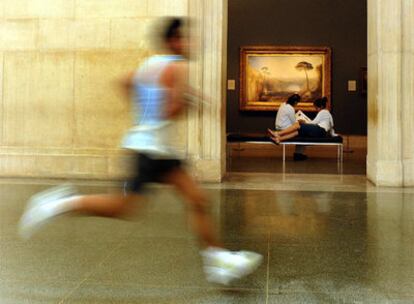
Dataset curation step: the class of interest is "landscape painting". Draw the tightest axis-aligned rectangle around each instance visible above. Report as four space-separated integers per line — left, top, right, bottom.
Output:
240 46 331 111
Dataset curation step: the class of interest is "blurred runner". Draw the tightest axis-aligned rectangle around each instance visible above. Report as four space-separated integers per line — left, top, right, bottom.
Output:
19 17 262 285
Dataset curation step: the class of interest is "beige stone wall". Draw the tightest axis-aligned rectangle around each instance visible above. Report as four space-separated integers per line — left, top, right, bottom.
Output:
0 0 189 179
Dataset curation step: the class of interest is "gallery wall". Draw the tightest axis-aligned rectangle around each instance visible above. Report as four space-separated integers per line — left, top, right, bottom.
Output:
0 0 188 179
227 0 367 135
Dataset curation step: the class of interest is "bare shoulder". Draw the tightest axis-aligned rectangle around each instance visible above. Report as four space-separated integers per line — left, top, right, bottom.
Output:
121 71 135 83
161 60 188 87
167 60 188 75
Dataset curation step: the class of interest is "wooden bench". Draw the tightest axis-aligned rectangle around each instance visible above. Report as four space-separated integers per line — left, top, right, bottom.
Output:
227 133 344 174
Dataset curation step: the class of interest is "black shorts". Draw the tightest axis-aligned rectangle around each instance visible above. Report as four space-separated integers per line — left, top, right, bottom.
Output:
298 124 327 138
125 153 182 193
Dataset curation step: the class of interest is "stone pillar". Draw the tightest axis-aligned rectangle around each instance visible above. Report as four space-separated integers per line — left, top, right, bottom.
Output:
401 0 414 186
367 0 414 186
188 0 228 182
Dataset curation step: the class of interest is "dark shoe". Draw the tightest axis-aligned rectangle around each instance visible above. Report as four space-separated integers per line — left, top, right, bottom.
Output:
293 153 308 161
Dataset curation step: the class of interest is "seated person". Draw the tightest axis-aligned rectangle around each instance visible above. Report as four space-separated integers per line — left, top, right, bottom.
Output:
275 94 300 130
274 94 307 160
268 97 334 144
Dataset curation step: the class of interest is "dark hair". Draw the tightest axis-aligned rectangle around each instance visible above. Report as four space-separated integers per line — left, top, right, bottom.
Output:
313 97 328 109
286 94 301 106
164 18 182 42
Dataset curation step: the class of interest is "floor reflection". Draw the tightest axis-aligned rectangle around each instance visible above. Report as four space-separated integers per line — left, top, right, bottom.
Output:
0 181 413 303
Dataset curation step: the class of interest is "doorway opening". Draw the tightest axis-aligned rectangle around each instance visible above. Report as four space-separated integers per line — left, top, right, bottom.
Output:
224 0 367 177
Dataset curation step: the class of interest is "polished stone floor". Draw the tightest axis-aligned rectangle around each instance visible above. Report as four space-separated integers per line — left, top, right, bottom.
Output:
228 149 366 175
1 176 414 303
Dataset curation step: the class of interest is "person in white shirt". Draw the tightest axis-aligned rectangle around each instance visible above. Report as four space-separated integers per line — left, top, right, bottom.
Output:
268 97 334 144
274 94 308 160
275 94 300 130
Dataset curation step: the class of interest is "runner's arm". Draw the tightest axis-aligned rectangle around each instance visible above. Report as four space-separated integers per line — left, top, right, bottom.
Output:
160 62 188 119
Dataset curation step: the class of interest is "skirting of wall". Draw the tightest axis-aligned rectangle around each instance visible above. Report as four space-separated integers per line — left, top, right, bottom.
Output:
0 149 130 180
0 149 223 182
403 159 414 187
190 159 222 182
367 158 404 187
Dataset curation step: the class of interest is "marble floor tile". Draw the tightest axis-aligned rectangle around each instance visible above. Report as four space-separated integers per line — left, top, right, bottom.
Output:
1 178 414 303
65 284 266 304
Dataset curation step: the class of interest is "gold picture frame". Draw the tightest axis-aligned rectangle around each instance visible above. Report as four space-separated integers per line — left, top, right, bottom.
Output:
240 46 332 112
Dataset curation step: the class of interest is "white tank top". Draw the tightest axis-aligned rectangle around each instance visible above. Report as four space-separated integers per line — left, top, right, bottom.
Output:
122 55 186 159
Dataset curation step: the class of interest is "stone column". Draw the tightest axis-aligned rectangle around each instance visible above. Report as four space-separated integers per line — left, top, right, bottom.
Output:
187 0 228 182
401 0 414 186
367 0 414 186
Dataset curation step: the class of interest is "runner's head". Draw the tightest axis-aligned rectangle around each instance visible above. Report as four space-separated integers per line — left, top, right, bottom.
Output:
162 17 188 56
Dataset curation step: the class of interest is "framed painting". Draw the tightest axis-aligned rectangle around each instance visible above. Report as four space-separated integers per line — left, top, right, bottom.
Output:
239 46 332 112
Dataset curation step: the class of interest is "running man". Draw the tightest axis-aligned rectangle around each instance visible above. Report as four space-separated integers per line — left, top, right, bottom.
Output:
19 17 262 286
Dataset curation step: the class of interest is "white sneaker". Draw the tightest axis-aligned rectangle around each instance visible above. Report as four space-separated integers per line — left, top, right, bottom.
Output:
201 247 263 285
25 184 77 211
18 184 78 240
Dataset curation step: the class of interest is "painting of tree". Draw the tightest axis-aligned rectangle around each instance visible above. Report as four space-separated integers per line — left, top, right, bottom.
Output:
295 61 314 94
240 46 331 112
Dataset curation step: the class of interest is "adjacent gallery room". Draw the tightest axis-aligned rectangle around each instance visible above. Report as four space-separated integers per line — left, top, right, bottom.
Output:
225 0 367 176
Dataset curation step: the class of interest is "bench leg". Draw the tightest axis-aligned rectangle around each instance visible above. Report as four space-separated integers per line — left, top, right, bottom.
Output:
337 144 344 175
337 145 340 173
226 143 230 171
283 144 286 175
